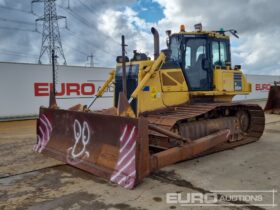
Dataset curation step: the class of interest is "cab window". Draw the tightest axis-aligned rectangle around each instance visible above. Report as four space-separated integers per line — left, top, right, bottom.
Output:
196 46 206 61
212 41 219 65
220 42 228 66
170 37 180 61
211 41 229 67
185 47 191 68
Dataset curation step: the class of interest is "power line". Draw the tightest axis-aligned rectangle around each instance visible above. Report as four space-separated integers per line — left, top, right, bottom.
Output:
67 45 88 56
56 4 119 59
0 9 114 63
58 5 93 30
0 3 118 65
0 17 43 32
77 0 93 13
0 52 37 58
58 4 120 47
0 25 39 33
0 17 34 25
72 1 120 46
66 28 115 57
0 5 38 17
0 49 38 58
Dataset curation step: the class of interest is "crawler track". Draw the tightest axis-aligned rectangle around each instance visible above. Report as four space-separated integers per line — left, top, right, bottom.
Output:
144 102 265 152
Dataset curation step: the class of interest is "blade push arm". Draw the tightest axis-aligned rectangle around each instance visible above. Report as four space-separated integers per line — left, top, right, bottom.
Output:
128 52 166 103
88 70 115 109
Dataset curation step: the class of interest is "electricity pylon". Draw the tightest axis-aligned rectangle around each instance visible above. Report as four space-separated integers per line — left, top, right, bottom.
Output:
32 0 67 64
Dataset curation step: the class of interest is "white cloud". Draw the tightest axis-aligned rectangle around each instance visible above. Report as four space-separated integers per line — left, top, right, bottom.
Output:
234 30 280 74
97 6 155 59
0 0 279 75
154 0 280 75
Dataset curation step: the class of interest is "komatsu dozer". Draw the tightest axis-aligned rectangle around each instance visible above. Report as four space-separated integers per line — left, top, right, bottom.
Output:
34 24 265 189
264 82 280 114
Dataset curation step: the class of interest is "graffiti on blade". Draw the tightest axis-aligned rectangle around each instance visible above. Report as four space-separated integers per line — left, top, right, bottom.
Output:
66 119 91 165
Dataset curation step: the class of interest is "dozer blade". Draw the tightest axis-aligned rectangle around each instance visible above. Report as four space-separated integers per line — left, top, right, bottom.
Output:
34 107 231 189
264 85 280 114
33 107 150 189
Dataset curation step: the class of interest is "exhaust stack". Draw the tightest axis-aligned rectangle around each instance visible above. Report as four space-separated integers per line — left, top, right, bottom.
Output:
151 27 159 59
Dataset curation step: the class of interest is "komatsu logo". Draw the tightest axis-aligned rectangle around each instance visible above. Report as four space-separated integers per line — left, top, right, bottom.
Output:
34 82 95 96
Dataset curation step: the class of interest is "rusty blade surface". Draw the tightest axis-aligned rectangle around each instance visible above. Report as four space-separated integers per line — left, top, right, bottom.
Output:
117 92 136 117
265 86 280 114
33 107 149 189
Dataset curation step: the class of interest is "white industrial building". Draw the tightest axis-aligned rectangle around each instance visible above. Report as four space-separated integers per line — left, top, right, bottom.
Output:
0 62 279 120
0 62 113 120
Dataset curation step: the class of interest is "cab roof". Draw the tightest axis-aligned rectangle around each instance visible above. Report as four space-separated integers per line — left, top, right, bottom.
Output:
172 31 230 40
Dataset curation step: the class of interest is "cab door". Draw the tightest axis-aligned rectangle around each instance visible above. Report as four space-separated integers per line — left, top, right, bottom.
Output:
182 38 212 91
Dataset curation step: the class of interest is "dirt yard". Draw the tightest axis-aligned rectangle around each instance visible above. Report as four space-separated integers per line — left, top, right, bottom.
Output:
0 101 279 210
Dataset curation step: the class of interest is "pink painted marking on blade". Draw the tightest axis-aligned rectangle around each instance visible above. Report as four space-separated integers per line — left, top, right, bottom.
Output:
120 126 136 153
33 135 41 151
117 142 136 166
119 125 128 142
123 171 137 189
39 117 50 140
110 125 138 189
111 156 136 183
34 114 53 153
42 114 52 130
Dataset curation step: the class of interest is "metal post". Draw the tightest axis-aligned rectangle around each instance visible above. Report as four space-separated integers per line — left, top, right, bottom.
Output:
51 49 56 95
121 35 127 97
87 54 94 67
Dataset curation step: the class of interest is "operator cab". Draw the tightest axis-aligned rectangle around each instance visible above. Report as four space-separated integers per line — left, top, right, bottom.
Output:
167 24 231 91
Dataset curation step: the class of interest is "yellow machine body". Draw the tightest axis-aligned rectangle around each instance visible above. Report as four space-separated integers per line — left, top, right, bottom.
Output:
112 52 251 115
97 28 251 116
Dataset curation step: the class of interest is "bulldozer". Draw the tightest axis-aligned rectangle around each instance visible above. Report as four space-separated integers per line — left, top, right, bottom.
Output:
264 81 280 114
34 24 265 189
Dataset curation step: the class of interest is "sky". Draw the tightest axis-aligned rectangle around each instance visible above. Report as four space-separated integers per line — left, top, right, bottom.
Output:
0 0 279 75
